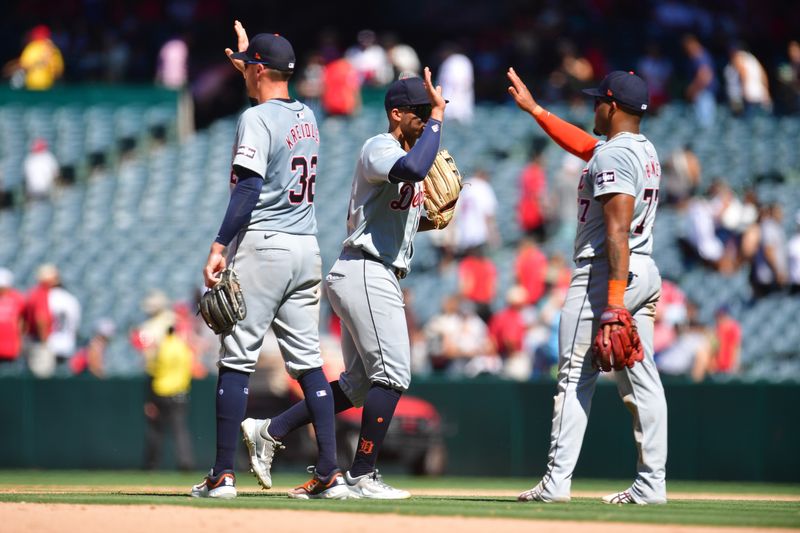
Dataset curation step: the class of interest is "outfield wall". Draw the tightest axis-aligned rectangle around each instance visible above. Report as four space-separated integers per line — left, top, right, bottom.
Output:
0 376 797 482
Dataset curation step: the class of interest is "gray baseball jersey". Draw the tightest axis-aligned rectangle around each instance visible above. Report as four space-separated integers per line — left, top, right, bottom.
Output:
574 133 661 261
219 99 323 376
232 100 319 235
529 131 668 505
342 132 425 272
326 131 437 403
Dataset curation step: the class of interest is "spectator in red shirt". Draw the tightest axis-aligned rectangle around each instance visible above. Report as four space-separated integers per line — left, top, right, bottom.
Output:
23 266 53 342
515 238 548 305
488 284 527 351
545 252 572 292
490 286 532 381
653 278 688 355
71 318 115 377
517 140 549 240
458 247 497 323
24 264 58 377
0 268 26 371
712 306 741 374
322 56 361 117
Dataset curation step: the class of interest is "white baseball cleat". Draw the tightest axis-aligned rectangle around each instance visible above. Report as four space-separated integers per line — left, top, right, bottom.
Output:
517 481 570 503
602 489 666 505
345 470 411 499
288 467 351 500
602 490 641 504
191 469 237 499
241 418 284 489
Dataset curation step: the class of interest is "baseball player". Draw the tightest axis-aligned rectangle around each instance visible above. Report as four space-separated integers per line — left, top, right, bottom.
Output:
241 69 448 499
191 27 347 500
507 69 668 505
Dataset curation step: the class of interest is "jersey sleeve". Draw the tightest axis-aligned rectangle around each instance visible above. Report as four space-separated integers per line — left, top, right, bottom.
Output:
232 108 270 178
360 136 407 184
590 146 637 199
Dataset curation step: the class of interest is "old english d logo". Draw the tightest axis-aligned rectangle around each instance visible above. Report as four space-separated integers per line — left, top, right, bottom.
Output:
358 437 375 455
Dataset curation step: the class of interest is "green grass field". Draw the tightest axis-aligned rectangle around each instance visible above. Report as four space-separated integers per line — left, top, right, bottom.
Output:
1 471 799 529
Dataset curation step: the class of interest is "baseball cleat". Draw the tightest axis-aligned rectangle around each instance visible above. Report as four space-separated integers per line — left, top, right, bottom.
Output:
241 418 284 490
287 467 350 500
517 481 570 503
344 470 411 499
602 490 641 504
191 469 237 499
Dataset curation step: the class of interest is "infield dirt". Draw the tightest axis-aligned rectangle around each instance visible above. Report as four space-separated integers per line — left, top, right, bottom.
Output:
4 503 799 533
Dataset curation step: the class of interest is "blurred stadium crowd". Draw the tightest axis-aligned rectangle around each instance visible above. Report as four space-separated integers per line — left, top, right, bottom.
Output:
1 0 799 386
2 1 799 119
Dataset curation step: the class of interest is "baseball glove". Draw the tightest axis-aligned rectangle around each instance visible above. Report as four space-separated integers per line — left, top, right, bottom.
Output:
423 149 463 229
199 268 247 335
591 306 644 372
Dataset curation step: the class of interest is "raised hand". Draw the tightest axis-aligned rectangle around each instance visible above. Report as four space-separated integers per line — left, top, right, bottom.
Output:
507 67 541 116
423 66 446 121
224 20 250 76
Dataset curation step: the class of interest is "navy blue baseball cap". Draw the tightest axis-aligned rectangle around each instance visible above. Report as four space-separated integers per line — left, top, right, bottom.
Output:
384 77 429 110
230 33 296 72
583 70 649 113
384 77 449 111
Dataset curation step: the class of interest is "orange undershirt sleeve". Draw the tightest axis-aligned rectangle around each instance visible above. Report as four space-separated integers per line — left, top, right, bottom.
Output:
534 109 599 162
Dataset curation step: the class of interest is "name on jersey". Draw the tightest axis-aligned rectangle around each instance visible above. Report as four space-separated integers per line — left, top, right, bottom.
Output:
645 159 661 180
285 122 320 149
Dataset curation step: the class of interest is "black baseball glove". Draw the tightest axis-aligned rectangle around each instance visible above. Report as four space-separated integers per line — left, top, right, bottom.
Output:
199 268 246 335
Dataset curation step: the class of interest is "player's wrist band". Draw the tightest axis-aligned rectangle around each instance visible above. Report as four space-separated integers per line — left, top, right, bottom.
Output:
607 279 626 307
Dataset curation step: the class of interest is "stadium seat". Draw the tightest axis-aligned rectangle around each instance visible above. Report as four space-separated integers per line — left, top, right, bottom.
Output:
1 100 798 376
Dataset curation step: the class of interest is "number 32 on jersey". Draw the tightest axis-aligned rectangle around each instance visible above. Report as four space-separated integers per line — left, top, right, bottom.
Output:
288 155 317 204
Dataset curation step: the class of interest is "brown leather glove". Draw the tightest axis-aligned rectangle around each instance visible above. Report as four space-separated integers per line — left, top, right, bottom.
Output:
423 149 463 229
592 306 644 372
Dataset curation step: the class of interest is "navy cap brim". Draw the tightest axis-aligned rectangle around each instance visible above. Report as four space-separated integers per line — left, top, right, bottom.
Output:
407 99 450 105
582 88 604 97
387 100 450 109
406 98 431 106
230 51 251 61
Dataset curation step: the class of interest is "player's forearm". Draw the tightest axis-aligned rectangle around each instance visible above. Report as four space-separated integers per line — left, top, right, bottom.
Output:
605 232 630 307
214 174 262 246
602 193 635 307
388 119 442 183
532 108 598 162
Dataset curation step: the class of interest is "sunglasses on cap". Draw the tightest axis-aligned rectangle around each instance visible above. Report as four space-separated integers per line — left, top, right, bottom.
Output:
399 104 432 121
